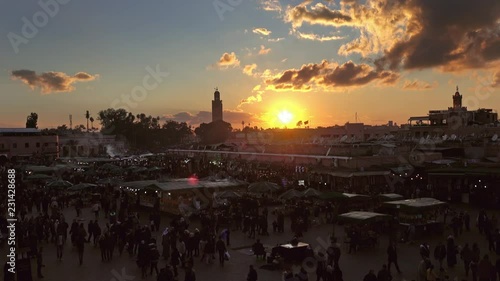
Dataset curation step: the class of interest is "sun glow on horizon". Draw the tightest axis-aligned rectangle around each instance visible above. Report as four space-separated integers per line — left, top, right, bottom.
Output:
277 110 293 125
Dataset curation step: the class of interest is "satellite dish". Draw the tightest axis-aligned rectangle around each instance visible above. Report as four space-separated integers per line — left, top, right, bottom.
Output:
442 134 448 141
493 134 498 141
450 134 457 140
340 135 348 142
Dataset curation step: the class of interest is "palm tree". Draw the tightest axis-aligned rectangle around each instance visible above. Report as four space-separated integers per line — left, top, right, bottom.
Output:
89 117 94 131
85 110 90 132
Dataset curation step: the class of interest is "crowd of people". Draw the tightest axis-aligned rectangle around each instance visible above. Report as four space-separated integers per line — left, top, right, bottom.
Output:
0 155 499 281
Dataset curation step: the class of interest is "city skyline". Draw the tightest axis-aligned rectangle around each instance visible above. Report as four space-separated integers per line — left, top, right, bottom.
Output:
0 0 498 129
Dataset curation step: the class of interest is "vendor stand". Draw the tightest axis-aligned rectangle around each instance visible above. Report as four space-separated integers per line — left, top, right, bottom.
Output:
270 242 312 264
374 193 404 212
381 198 447 240
319 192 372 214
338 211 392 249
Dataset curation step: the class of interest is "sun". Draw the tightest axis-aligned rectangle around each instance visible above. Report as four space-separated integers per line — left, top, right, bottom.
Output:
277 110 293 125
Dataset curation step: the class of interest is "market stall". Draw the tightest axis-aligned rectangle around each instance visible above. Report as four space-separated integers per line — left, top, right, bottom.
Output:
338 211 392 249
381 197 447 240
374 193 404 212
136 178 248 215
319 192 372 213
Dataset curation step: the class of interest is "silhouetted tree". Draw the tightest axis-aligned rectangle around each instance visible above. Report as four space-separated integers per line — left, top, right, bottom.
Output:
97 108 135 135
26 112 38 128
195 120 232 144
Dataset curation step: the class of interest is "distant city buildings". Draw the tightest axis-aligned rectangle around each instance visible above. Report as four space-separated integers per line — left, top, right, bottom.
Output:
0 128 58 161
408 86 498 127
211 87 223 122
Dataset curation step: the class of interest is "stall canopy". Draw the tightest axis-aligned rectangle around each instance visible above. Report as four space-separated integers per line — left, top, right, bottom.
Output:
302 188 322 198
24 165 59 174
25 174 53 181
338 211 392 224
248 181 281 193
279 189 303 200
377 193 404 201
139 178 247 192
46 179 73 189
68 183 98 191
382 197 446 212
215 190 242 199
319 192 370 201
97 177 123 185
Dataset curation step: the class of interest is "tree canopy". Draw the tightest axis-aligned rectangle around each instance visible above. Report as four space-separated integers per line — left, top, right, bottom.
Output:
194 120 233 144
96 108 193 149
26 112 38 128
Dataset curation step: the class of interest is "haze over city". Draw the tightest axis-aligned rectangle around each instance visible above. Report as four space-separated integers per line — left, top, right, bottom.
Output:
0 0 499 129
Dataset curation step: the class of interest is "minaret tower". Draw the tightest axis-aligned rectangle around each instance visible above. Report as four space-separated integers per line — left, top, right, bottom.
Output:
211 87 223 122
453 85 462 110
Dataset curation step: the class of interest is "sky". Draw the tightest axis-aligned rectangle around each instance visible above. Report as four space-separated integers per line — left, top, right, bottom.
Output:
0 0 499 129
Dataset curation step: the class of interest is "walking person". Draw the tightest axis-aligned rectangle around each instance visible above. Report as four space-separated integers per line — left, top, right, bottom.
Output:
387 241 402 274
150 246 160 276
177 238 186 268
461 243 473 277
87 220 94 243
170 248 180 277
92 202 100 219
471 243 481 281
247 265 258 281
478 255 494 281
76 224 86 265
446 236 458 268
427 264 438 281
216 236 227 266
464 211 471 231
184 264 196 281
36 247 45 279
56 233 64 261
434 241 446 270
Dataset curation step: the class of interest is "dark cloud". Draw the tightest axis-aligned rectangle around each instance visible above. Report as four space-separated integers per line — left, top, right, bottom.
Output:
279 0 500 72
264 60 399 91
11 69 98 94
163 110 258 127
372 0 500 71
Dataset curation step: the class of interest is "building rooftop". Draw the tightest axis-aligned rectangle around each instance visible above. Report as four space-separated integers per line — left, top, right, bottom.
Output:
0 128 40 133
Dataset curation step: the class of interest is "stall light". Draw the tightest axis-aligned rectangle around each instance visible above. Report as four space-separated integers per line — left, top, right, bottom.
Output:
479 180 481 183
475 185 477 187
168 193 171 196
